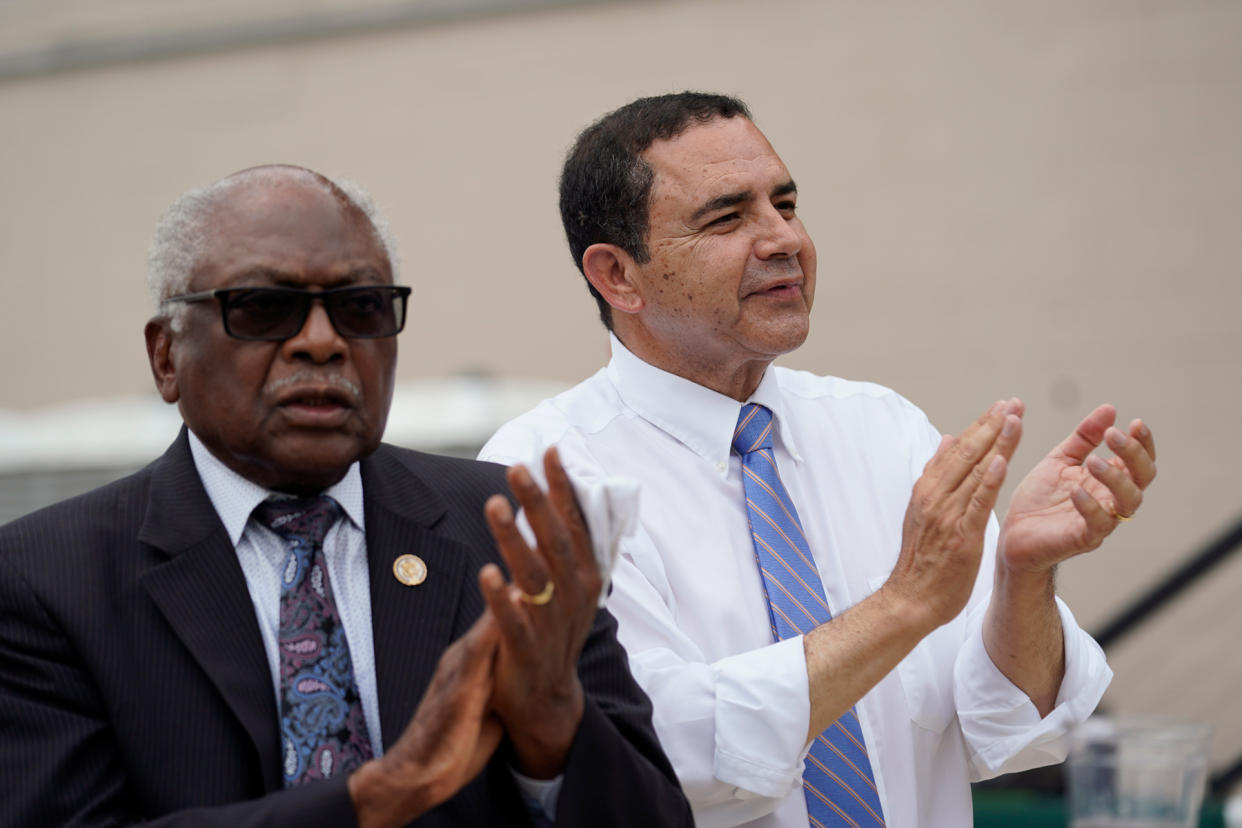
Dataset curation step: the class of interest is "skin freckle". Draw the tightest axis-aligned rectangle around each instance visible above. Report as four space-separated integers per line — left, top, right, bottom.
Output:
623 116 815 401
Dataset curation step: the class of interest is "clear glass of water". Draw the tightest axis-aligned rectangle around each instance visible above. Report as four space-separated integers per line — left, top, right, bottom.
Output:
1066 715 1211 828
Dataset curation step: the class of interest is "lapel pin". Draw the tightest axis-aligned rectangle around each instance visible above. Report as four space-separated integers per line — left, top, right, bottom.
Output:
392 554 427 587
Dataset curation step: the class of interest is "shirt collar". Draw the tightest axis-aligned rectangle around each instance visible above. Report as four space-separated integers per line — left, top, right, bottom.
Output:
605 333 802 470
187 429 366 546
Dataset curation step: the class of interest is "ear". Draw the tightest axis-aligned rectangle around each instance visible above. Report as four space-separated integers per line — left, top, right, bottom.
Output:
582 243 644 316
144 318 181 403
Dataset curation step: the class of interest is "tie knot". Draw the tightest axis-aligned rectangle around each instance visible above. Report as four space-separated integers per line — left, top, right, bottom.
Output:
253 495 341 547
733 403 774 455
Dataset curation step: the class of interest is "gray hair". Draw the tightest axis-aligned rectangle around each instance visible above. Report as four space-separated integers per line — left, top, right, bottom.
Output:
146 167 401 331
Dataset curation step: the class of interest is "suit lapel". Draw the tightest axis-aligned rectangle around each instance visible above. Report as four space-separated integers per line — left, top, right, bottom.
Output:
362 447 472 751
131 437 481 776
136 431 282 790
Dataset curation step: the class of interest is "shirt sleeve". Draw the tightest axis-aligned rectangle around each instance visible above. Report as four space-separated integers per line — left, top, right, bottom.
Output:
953 595 1112 781
607 529 813 825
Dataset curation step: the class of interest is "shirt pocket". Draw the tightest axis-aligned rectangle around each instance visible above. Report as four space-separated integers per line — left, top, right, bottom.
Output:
869 575 957 734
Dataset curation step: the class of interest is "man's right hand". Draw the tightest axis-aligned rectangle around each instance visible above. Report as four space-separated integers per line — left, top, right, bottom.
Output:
347 611 504 828
882 397 1022 632
802 398 1020 740
477 447 603 781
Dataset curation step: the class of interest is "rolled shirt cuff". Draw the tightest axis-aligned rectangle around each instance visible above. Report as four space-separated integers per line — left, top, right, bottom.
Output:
955 596 1112 779
711 635 811 799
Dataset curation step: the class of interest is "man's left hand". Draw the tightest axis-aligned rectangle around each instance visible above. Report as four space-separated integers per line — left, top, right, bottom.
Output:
1000 403 1157 572
478 446 602 779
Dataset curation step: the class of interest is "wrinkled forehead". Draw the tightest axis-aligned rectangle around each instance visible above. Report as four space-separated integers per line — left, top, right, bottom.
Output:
195 172 391 285
206 170 368 239
642 117 792 208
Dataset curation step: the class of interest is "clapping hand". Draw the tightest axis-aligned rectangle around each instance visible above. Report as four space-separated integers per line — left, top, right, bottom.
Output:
478 446 602 779
999 403 1157 574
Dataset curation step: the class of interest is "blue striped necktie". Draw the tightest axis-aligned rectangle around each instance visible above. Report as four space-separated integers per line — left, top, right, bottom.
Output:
733 404 886 827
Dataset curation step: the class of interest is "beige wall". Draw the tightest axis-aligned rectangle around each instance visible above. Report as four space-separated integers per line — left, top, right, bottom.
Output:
3 0 1241 765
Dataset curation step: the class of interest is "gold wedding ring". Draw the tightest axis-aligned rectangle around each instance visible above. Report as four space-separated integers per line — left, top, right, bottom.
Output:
1114 512 1133 522
519 581 555 606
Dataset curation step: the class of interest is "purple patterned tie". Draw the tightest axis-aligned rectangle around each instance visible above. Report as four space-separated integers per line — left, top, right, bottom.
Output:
252 495 373 786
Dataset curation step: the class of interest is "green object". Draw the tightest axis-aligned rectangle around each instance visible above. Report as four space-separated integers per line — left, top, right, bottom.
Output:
972 790 1066 827
970 791 1226 827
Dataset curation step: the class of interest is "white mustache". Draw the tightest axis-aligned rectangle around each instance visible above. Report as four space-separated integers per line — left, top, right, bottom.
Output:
264 370 361 402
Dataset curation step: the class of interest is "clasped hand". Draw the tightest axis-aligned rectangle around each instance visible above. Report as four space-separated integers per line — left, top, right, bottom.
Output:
478 446 602 778
350 447 600 827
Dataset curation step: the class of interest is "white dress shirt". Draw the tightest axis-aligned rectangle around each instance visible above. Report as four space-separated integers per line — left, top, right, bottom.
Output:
187 431 561 813
480 334 1112 828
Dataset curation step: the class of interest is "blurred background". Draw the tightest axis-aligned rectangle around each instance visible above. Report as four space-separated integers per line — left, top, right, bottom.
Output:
2 0 1240 821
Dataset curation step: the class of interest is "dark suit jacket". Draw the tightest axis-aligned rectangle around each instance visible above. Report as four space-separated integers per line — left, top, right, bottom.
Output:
0 431 692 827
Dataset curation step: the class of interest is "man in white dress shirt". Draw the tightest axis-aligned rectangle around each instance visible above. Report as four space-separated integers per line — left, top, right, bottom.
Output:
480 92 1157 826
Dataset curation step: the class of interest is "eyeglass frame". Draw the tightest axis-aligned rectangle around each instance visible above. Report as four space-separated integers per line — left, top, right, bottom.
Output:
162 284 412 341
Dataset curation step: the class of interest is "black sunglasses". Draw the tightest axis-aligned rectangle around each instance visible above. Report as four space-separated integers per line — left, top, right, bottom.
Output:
164 285 412 341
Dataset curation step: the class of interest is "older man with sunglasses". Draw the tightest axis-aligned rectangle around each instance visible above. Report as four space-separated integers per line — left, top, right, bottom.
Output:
0 165 692 828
